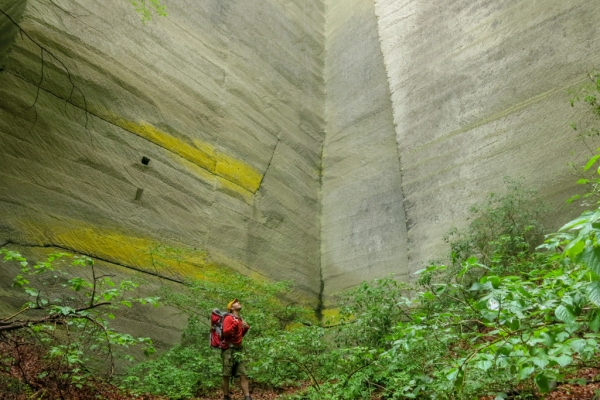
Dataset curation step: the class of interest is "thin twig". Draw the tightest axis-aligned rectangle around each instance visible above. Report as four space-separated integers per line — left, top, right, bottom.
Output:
0 6 89 128
81 315 115 379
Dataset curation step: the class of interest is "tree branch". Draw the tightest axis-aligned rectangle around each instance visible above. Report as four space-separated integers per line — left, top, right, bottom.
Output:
0 6 89 129
0 301 111 332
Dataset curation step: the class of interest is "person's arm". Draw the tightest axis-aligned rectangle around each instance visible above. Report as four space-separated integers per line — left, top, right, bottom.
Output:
241 319 250 336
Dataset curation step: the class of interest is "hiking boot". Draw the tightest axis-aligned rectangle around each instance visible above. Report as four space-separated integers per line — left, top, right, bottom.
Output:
244 397 253 400
223 396 232 400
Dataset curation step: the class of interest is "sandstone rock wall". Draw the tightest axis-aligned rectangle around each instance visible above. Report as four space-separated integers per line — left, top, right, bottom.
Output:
0 0 325 304
321 0 407 298
374 0 600 274
2 0 600 315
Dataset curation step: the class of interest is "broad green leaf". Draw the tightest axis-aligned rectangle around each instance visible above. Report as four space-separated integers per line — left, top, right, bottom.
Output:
519 366 535 380
587 282 600 306
454 368 465 389
555 305 576 324
553 355 572 367
470 282 484 291
517 287 532 298
580 246 600 275
446 368 460 381
556 331 570 342
560 213 593 231
532 356 549 369
565 239 585 259
490 276 500 289
591 209 600 224
570 338 586 352
590 311 600 333
535 373 551 393
496 345 511 357
541 332 555 347
58 306 75 315
422 291 435 301
475 360 493 371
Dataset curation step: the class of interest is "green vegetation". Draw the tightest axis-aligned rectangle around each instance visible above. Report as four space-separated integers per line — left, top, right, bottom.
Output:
121 266 314 398
444 177 546 275
0 251 158 398
567 71 600 206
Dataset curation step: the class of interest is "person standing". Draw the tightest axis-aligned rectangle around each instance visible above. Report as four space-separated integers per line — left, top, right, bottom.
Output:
221 298 251 400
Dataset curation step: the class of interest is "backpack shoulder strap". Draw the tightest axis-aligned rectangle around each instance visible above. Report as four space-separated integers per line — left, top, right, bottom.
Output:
221 312 234 322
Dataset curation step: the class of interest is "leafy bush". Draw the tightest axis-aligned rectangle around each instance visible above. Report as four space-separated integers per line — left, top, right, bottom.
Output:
388 257 600 398
286 175 600 399
0 249 159 397
567 71 600 206
335 277 409 350
122 259 317 397
123 328 221 399
250 325 332 390
444 177 547 276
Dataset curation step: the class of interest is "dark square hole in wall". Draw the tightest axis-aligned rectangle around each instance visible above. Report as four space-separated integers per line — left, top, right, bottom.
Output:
141 156 150 165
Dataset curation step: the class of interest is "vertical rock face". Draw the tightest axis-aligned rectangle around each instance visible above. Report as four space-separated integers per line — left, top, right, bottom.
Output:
374 0 600 274
1 0 600 310
321 0 407 299
0 0 325 304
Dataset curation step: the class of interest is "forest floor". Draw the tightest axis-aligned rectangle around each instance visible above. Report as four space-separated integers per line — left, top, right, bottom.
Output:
2 379 600 400
2 345 600 400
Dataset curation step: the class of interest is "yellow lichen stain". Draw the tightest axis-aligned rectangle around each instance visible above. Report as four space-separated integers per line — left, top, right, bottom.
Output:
216 177 254 204
15 218 209 279
170 154 218 186
167 155 254 205
123 120 216 172
215 152 262 194
104 113 262 194
11 217 319 312
321 308 342 326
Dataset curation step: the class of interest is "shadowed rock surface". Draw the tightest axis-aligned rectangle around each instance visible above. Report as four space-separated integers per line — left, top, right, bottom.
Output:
0 0 325 310
321 0 408 296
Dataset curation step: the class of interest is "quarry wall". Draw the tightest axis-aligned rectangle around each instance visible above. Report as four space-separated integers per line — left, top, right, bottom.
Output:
373 0 600 275
1 0 600 317
321 0 407 297
0 0 325 307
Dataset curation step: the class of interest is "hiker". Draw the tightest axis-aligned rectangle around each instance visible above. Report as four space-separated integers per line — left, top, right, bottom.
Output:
221 298 251 400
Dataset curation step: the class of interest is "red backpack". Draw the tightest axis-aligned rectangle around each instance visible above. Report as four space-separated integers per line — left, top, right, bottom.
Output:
210 309 231 349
